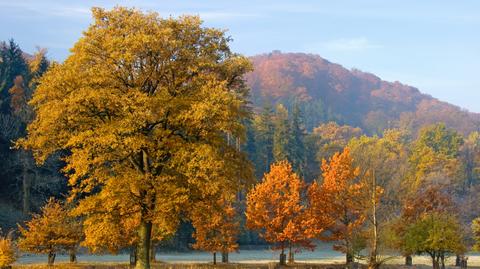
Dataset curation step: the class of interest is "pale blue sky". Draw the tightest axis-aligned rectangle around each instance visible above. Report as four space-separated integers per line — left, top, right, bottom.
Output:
1 1 479 112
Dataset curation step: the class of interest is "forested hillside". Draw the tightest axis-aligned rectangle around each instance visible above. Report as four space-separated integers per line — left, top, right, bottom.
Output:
246 51 480 135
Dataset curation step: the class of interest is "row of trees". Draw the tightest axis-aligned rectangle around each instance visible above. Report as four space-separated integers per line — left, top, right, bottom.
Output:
245 112 480 268
2 146 469 268
246 153 467 269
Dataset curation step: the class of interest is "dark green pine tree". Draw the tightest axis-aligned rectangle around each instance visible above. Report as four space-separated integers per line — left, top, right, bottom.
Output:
253 102 275 176
289 102 306 178
242 118 257 167
0 39 30 113
273 103 290 163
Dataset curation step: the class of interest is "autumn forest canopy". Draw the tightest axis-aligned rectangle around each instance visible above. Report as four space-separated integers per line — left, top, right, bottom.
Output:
1 6 480 269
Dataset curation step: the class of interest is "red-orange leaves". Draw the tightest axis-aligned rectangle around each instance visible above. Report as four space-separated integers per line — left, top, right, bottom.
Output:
246 161 313 257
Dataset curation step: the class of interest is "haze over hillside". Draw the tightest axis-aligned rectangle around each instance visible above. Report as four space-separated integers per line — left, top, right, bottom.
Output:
245 51 480 135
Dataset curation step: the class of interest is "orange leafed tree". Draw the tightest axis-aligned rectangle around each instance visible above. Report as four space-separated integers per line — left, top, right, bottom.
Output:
190 195 239 264
318 147 366 264
246 161 313 265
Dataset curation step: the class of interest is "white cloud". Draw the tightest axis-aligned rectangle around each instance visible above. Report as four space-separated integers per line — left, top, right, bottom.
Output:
321 37 382 51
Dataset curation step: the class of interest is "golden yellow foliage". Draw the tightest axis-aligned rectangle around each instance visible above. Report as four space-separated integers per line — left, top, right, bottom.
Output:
0 231 16 267
18 6 252 269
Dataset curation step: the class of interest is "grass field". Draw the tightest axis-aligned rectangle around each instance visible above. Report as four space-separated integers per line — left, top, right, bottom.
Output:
11 255 480 269
11 244 480 269
10 264 480 269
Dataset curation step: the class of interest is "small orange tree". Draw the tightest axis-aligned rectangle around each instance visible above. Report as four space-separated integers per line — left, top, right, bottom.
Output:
317 147 366 264
246 161 313 265
18 198 83 266
190 195 239 264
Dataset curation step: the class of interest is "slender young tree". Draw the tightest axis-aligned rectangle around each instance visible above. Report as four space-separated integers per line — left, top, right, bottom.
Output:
17 7 252 269
348 130 408 269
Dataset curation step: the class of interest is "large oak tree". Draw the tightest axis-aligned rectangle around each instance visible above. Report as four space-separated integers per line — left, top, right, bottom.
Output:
18 7 252 269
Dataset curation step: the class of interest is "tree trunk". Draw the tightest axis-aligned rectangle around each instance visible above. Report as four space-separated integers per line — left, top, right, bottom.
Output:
130 247 137 266
213 252 217 265
369 171 379 269
456 255 461 267
221 252 228 263
135 151 154 269
279 243 286 265
432 255 440 269
441 254 445 269
288 244 294 264
135 219 152 269
22 171 31 215
346 252 354 265
405 255 412 266
150 243 156 263
69 249 77 263
47 251 56 266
